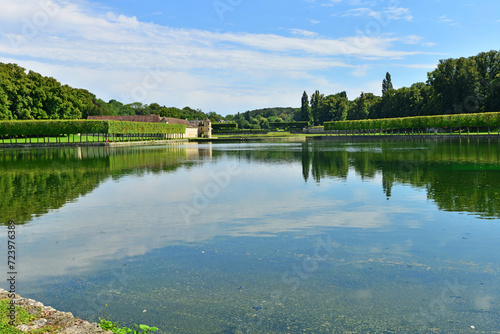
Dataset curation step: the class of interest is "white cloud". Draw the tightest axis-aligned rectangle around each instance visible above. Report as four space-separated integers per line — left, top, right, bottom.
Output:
325 0 344 5
0 0 431 114
401 35 422 44
309 0 344 7
438 15 453 23
438 15 461 27
0 2 426 65
344 7 378 17
364 80 384 95
351 64 370 77
344 7 413 21
289 28 319 37
308 0 369 7
399 64 438 70
384 7 413 21
310 19 321 24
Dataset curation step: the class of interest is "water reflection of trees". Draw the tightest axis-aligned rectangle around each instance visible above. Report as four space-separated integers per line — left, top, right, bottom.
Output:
2 140 500 225
303 139 500 218
0 146 199 225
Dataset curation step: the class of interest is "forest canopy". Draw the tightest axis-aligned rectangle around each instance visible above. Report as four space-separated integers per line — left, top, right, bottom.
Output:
0 63 220 121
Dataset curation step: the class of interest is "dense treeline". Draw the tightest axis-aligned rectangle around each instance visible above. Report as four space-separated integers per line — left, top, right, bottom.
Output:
224 107 299 129
0 63 109 120
300 50 500 125
123 102 221 121
0 63 223 121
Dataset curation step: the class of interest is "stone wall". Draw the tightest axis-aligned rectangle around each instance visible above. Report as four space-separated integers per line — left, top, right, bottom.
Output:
303 127 326 134
185 127 199 138
0 288 112 334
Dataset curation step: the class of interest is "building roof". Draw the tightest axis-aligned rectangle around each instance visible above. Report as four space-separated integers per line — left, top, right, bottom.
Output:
162 117 193 126
88 115 198 127
88 115 163 123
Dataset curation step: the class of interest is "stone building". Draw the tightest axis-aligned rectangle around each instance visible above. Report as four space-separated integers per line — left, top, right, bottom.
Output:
88 115 211 138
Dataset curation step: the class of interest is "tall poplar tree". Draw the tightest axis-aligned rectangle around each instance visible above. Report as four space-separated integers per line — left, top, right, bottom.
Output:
301 91 313 125
310 90 324 125
382 72 393 95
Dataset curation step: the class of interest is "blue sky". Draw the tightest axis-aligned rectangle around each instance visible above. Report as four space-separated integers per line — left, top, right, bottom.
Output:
0 0 499 115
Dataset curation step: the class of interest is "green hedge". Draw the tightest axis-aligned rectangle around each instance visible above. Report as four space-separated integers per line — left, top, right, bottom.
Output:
0 120 106 136
215 129 270 134
324 112 500 132
0 120 186 136
212 123 238 131
270 122 308 129
107 121 185 135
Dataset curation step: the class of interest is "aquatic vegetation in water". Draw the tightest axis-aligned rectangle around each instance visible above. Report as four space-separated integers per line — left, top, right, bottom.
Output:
99 318 158 334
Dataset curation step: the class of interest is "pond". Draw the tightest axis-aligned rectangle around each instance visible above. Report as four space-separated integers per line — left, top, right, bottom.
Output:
1 139 500 333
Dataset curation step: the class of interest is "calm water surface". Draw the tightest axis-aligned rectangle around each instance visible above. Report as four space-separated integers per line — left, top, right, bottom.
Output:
1 139 500 333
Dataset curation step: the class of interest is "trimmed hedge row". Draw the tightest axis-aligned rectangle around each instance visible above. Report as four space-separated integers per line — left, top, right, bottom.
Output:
324 112 500 132
0 120 106 136
107 121 185 135
270 122 308 129
212 123 238 131
0 120 186 136
215 129 271 134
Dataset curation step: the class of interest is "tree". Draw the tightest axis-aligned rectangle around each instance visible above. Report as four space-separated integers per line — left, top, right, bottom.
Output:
382 72 393 95
107 99 135 115
261 118 270 129
0 86 11 119
347 92 380 120
148 103 162 114
237 118 249 129
207 111 223 122
337 91 348 99
310 90 324 125
301 91 313 125
475 50 500 113
301 90 308 121
318 95 337 124
158 107 182 118
428 57 480 114
334 95 349 121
